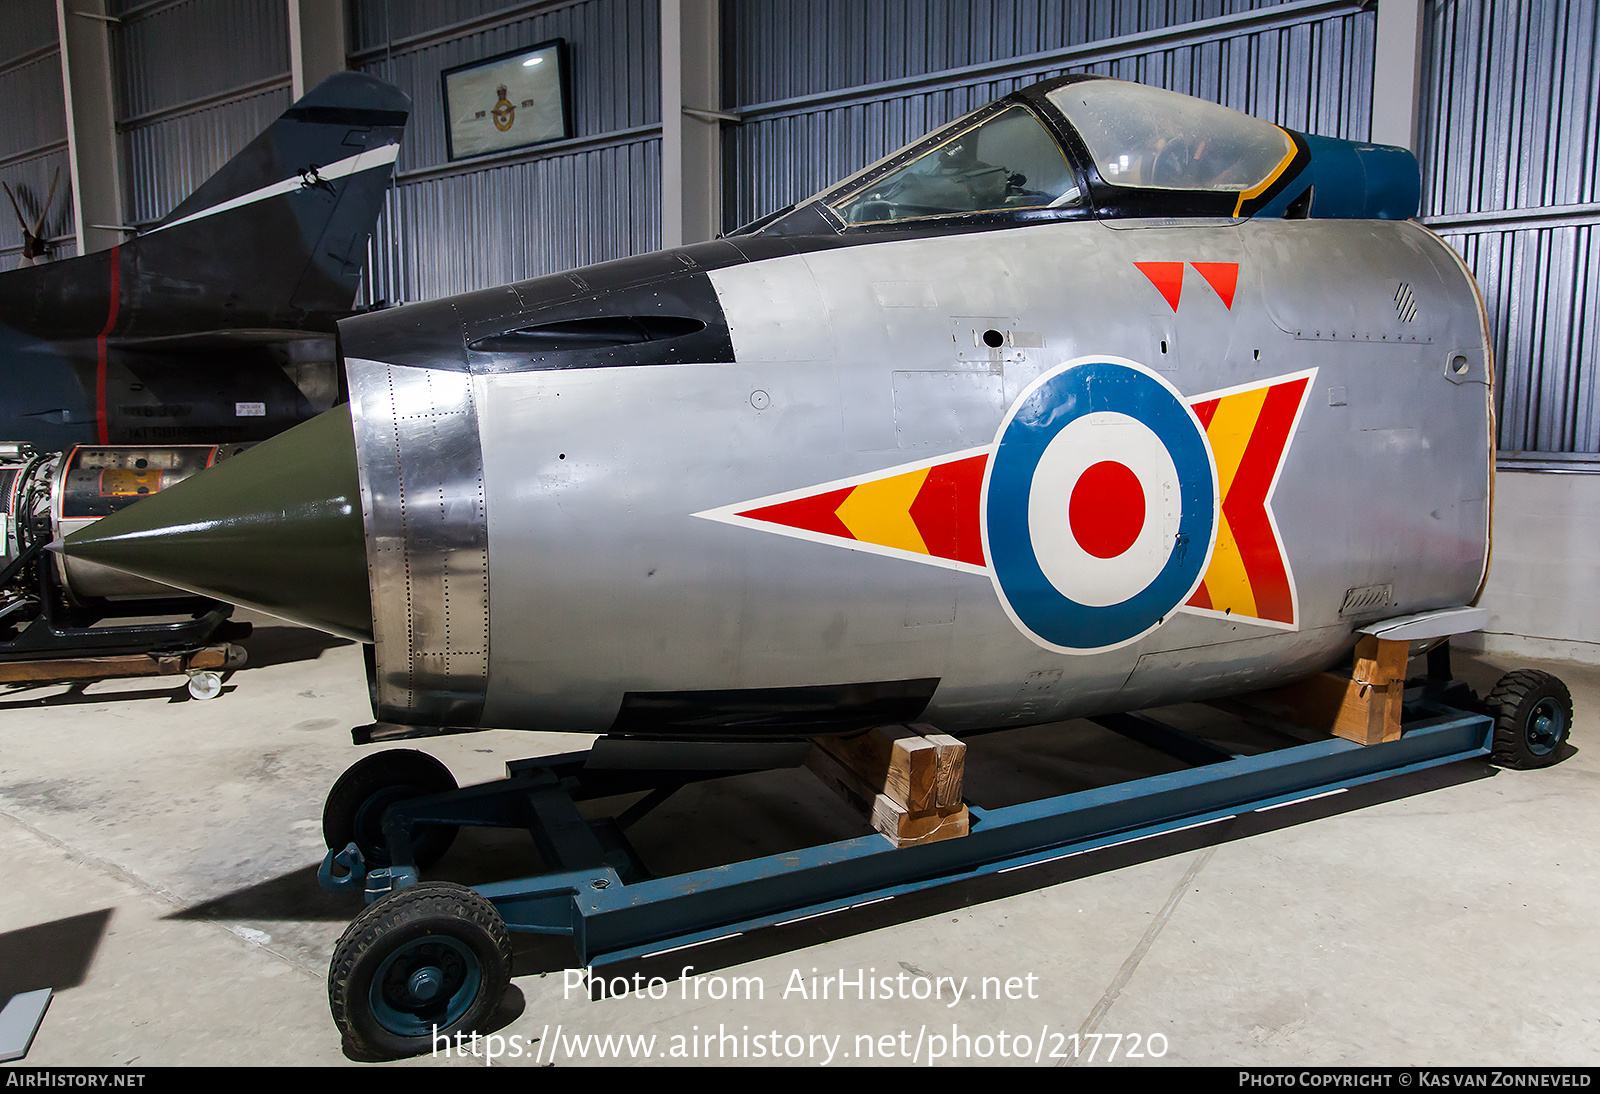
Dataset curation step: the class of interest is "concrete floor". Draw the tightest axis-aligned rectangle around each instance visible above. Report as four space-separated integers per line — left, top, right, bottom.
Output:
0 619 1595 1067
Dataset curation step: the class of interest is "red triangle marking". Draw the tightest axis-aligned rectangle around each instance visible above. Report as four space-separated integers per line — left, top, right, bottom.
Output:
738 486 857 542
1191 262 1239 310
1135 261 1185 311
908 454 989 567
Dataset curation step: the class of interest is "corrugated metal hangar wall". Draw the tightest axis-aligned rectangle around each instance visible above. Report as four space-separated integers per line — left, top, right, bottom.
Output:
1422 1 1598 461
0 1 78 260
0 0 1594 464
721 1 1375 233
350 0 662 303
112 0 293 228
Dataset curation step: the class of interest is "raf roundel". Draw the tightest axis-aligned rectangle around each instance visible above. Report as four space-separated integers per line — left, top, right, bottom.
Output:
983 358 1218 653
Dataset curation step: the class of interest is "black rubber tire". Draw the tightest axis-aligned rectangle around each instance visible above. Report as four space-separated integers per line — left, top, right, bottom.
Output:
328 882 512 1059
1486 669 1572 769
323 750 460 869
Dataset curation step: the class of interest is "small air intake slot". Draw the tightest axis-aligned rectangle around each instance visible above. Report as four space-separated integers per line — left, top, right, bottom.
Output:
1394 283 1419 323
469 315 707 353
1339 583 1394 620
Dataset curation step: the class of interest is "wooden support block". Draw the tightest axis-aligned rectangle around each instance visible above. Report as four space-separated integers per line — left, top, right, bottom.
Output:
1353 635 1410 688
920 731 967 809
807 723 969 846
1232 671 1403 747
815 724 939 811
188 646 229 670
0 644 230 685
869 797 969 848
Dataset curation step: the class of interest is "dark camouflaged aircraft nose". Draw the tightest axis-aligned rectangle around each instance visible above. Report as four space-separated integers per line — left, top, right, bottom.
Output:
61 404 373 642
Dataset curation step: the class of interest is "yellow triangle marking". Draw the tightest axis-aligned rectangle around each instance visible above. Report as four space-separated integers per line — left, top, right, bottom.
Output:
1204 384 1269 500
835 466 932 555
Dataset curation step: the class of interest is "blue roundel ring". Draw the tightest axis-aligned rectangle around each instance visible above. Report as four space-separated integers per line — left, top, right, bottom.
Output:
984 359 1217 652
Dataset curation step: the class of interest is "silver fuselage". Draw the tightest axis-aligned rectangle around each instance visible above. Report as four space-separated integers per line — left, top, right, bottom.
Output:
342 216 1492 736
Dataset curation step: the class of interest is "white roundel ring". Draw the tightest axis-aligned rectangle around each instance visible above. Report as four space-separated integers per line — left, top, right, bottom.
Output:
1028 411 1183 608
983 358 1218 653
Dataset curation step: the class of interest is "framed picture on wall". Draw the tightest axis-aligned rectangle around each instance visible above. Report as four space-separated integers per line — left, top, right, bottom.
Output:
442 39 571 161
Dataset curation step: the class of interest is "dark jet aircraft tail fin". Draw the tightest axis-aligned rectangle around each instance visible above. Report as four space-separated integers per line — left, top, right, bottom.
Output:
125 72 410 330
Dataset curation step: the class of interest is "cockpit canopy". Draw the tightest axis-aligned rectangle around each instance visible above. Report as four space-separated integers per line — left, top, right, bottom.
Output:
746 76 1419 235
1046 81 1294 194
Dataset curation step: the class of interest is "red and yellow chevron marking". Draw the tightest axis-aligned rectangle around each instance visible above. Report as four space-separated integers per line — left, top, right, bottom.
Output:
701 368 1311 628
1184 371 1313 625
734 454 989 569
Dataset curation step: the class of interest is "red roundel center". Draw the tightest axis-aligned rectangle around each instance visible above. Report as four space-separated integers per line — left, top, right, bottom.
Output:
1068 460 1146 559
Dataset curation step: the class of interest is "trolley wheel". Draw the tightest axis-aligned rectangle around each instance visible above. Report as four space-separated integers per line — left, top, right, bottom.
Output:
186 670 223 700
323 749 459 869
328 881 512 1059
1486 669 1572 769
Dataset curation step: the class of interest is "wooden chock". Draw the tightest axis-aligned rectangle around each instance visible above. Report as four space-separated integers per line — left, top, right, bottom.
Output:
919 730 966 809
808 723 968 847
815 724 939 811
1353 635 1410 689
1224 636 1411 747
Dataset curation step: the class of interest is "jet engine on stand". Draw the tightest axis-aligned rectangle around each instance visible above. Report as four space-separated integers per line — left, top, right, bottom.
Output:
0 442 250 697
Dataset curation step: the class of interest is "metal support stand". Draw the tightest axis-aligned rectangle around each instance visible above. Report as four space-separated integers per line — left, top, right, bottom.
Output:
320 694 1494 968
0 533 248 679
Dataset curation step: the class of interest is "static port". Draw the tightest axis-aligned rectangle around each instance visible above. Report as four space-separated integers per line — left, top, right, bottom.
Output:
982 329 1005 348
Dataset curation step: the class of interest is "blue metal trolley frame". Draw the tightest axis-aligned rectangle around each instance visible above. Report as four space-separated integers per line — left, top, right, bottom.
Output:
322 695 1492 968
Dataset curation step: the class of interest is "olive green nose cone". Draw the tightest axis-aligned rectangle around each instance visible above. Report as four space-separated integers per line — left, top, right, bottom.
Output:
62 404 372 641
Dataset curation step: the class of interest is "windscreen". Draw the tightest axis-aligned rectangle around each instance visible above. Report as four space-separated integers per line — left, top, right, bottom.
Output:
825 104 1081 225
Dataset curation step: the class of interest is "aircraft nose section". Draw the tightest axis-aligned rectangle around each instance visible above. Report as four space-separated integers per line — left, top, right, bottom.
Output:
61 405 373 642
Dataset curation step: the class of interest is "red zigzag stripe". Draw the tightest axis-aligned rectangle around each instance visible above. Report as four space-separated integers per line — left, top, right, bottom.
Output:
1220 378 1307 624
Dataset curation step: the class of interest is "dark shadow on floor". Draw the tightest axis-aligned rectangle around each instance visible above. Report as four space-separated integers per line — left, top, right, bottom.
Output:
166 826 555 925
234 626 351 671
0 908 112 997
0 679 194 710
166 865 354 923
